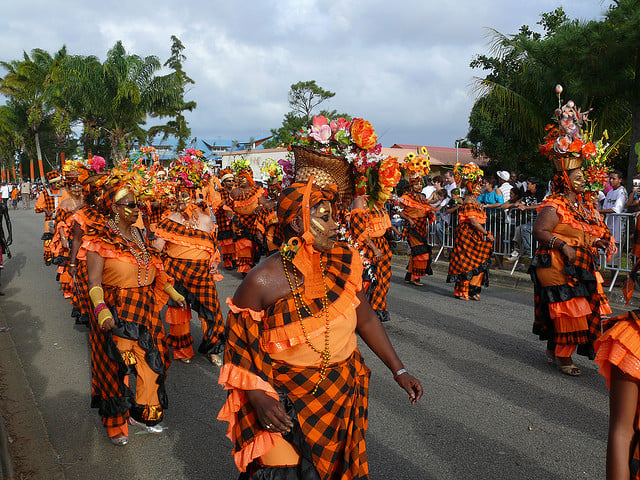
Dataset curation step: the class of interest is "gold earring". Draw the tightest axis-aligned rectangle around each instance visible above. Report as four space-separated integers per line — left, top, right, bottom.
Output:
114 212 120 223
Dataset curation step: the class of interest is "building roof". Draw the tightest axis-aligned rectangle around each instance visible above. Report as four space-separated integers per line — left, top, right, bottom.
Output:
388 144 487 166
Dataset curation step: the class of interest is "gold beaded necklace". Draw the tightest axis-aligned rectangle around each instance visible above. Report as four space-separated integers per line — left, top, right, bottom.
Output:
281 252 331 394
108 219 151 286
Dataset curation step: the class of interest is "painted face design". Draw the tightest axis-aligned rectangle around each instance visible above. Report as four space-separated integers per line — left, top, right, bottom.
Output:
309 201 338 252
569 169 586 192
222 178 234 189
71 184 83 196
177 192 191 211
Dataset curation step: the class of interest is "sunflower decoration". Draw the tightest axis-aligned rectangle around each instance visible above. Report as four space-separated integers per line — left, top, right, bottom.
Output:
401 147 431 178
168 148 212 190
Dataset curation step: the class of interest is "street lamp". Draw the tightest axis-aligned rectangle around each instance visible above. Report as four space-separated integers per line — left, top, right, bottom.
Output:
455 137 465 163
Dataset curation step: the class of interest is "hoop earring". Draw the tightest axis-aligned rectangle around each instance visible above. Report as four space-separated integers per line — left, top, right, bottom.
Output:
114 212 120 223
280 237 301 260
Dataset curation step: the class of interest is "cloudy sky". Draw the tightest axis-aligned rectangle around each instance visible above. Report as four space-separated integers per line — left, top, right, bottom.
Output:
0 0 609 149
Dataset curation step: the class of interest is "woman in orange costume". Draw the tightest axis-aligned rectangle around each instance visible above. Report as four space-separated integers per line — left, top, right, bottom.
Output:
230 165 264 275
215 168 237 270
81 178 186 446
594 310 640 479
256 162 284 257
50 166 84 308
399 174 436 286
218 180 422 479
532 94 614 376
154 186 226 366
446 173 494 301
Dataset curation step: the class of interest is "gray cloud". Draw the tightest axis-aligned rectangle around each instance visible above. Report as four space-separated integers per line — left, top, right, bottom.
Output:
1 0 608 148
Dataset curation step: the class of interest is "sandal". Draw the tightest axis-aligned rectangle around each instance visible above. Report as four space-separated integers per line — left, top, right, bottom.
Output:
545 350 555 365
110 435 128 446
209 354 223 367
557 363 581 376
410 280 424 286
455 295 469 301
470 294 480 301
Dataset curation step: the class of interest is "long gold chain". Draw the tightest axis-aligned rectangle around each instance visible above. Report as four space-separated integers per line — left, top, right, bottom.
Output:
108 220 150 286
281 253 331 394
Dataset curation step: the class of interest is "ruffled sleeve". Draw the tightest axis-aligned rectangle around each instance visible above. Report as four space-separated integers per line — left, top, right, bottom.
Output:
217 299 280 472
458 203 486 224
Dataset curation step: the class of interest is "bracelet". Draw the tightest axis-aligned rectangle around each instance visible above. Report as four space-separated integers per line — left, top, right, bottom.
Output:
394 368 408 379
548 236 557 249
94 302 109 319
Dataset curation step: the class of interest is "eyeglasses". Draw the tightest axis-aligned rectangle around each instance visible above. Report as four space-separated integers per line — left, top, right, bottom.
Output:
116 201 139 209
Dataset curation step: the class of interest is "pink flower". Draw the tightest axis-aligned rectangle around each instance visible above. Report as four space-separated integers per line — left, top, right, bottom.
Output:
371 144 382 154
310 124 332 144
336 117 351 131
330 120 338 134
312 115 328 127
90 156 106 173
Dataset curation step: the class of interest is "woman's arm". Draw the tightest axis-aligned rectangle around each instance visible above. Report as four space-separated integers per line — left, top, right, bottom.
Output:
533 206 576 263
468 218 494 242
607 365 639 480
355 291 423 403
68 221 83 276
86 251 115 330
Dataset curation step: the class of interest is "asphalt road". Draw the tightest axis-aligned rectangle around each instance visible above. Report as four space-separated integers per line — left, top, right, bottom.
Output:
0 208 618 479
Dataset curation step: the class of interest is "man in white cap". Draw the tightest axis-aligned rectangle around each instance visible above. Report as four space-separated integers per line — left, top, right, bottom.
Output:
496 171 512 202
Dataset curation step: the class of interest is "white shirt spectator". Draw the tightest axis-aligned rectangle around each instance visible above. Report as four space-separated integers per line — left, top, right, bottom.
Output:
498 181 512 202
20 181 31 195
421 185 436 199
0 185 9 200
444 181 457 197
603 185 628 243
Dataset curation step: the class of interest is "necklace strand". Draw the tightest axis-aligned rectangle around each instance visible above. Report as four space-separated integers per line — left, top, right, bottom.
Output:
281 253 331 394
108 219 150 286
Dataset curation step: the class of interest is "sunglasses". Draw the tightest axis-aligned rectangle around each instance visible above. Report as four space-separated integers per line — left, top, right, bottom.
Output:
116 201 139 209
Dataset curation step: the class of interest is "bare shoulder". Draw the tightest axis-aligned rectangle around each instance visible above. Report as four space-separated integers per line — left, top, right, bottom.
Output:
233 254 290 311
197 210 215 230
351 196 367 210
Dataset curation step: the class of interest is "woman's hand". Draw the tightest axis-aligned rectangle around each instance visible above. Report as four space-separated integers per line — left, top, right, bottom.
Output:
395 373 423 404
561 243 576 264
486 233 495 243
246 390 293 434
101 316 116 331
61 237 69 249
68 264 78 277
594 238 610 251
372 245 383 261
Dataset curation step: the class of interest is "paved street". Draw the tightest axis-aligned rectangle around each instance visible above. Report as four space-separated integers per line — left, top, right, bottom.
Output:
0 209 620 479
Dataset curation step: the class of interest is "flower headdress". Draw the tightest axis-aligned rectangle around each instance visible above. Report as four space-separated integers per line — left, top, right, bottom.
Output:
401 147 431 179
131 145 160 165
62 160 84 184
230 157 251 174
108 157 150 199
453 161 484 195
290 114 399 206
168 148 212 189
261 158 284 184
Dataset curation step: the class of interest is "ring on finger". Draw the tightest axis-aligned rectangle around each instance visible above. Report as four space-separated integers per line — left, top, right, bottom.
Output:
265 423 273 429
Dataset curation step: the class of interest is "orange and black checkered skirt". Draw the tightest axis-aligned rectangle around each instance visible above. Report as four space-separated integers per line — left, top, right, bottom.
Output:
447 202 492 284
531 195 610 350
256 205 283 255
155 218 225 355
215 189 234 238
79 229 172 427
218 243 371 478
50 208 74 298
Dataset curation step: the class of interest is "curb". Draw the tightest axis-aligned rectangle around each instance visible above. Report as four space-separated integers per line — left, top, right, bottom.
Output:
0 306 66 480
390 254 636 308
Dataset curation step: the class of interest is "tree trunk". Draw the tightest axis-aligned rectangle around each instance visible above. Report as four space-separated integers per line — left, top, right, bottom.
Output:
34 131 45 180
627 48 640 190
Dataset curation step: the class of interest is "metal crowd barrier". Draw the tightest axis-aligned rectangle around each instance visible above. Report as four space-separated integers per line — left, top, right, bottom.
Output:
392 206 637 287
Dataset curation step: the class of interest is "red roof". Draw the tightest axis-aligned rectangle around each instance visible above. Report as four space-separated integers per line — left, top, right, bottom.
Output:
387 144 488 166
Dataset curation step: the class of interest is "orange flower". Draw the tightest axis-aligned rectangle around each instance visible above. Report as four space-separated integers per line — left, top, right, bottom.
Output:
582 141 596 158
378 156 401 189
351 118 378 150
569 139 583 153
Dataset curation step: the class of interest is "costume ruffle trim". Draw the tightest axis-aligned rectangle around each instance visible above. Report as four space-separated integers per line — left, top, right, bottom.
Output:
226 298 265 322
595 314 640 387
217 363 280 471
458 210 486 224
155 225 217 256
78 238 165 273
260 248 363 353
538 196 606 238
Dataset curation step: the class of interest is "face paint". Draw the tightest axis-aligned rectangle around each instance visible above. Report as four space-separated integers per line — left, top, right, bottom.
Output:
123 207 134 216
309 201 338 252
311 218 326 232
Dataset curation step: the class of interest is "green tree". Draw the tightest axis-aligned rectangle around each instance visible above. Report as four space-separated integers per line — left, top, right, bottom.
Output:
148 36 196 152
288 80 335 123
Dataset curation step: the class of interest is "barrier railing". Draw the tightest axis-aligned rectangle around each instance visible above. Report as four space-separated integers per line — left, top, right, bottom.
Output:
393 206 637 287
